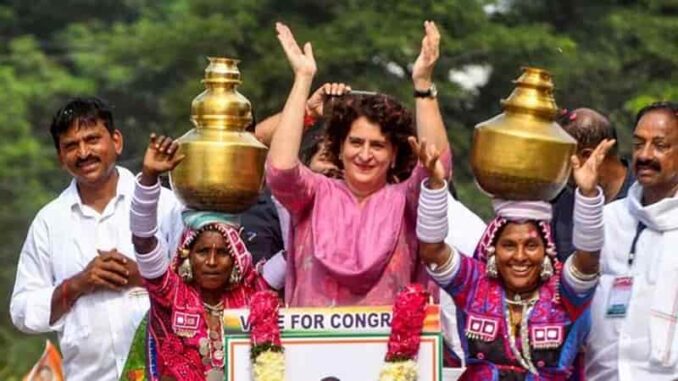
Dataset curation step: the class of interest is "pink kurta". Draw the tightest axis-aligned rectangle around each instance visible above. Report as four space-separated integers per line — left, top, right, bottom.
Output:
267 150 451 306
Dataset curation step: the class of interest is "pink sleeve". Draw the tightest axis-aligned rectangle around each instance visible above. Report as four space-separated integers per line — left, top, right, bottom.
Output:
266 160 322 216
403 147 453 217
143 269 180 309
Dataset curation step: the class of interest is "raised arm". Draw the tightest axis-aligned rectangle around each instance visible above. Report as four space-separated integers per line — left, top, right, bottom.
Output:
267 22 317 170
412 21 449 154
570 139 616 276
412 139 455 271
130 134 184 279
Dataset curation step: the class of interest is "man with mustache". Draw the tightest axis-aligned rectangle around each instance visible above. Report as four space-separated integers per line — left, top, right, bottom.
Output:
586 101 678 381
551 108 634 261
10 97 183 381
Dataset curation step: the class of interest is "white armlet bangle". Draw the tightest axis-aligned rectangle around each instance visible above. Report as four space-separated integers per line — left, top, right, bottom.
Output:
262 251 287 290
563 255 598 293
417 179 449 243
131 174 161 238
426 247 460 286
572 186 605 252
135 239 169 279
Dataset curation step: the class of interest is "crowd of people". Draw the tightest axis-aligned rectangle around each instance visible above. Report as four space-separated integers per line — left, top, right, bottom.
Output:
8 20 678 381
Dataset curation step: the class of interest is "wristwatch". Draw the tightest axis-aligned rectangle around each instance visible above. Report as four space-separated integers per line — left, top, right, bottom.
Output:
414 83 437 98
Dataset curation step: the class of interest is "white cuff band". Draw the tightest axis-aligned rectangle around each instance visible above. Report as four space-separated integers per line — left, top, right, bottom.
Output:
135 239 169 279
573 186 605 252
417 179 448 243
130 174 161 238
261 251 287 290
425 248 460 287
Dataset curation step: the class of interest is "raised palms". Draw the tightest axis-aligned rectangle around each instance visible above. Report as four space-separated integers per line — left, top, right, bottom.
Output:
409 137 446 188
572 139 616 196
142 133 185 179
412 20 441 87
276 22 316 78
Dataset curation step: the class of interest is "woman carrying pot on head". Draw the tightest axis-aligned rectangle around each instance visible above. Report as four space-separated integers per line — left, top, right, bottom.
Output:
415 138 615 380
266 21 451 307
127 134 284 381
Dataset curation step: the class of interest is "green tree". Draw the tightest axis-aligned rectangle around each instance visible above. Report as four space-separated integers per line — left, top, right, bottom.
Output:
0 0 675 377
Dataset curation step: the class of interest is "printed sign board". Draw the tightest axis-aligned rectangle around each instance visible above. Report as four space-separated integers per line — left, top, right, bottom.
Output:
222 305 442 381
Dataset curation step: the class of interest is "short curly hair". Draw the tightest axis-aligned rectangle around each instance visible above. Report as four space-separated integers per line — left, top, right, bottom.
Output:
324 93 416 182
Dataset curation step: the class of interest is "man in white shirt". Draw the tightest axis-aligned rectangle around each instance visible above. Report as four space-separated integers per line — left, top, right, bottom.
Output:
586 101 678 381
10 97 183 381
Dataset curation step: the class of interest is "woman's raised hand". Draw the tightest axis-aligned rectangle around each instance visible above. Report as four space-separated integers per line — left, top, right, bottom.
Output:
141 133 185 184
572 139 616 197
276 22 316 78
409 137 446 189
412 20 441 88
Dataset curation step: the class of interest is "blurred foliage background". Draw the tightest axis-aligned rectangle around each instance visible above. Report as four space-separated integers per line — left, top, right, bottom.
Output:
0 0 675 378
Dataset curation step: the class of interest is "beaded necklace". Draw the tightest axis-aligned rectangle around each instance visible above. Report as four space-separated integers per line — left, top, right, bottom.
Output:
200 301 226 381
504 292 539 376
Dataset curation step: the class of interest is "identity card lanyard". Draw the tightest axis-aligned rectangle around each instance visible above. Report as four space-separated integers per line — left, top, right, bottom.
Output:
606 222 646 318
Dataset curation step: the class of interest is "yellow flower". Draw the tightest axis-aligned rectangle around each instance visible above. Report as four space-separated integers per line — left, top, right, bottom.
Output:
252 350 285 381
378 360 418 381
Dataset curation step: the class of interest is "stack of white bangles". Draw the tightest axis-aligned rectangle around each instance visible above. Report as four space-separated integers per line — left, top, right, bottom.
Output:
130 175 169 279
417 180 459 285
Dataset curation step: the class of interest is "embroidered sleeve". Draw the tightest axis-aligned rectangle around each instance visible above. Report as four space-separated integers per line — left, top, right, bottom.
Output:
442 255 483 309
559 266 595 321
265 160 322 216
143 256 180 309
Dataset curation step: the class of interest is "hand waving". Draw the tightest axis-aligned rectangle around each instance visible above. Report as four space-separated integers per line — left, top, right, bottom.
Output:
276 22 316 78
409 137 446 189
141 133 185 183
412 21 441 88
572 139 616 197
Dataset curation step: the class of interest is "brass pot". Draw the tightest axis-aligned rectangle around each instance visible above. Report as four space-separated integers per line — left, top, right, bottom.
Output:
170 57 267 213
470 67 576 201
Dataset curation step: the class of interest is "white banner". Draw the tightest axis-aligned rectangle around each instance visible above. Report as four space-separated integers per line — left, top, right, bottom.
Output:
225 334 442 381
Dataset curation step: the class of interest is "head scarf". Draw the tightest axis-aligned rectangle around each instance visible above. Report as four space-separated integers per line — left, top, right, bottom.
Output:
471 200 562 307
474 200 558 264
171 210 254 288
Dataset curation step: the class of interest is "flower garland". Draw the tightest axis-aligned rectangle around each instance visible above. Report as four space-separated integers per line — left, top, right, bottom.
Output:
379 284 429 381
249 291 285 381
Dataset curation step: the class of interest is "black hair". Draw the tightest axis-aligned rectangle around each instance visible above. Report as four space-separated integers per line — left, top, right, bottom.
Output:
634 101 678 127
493 220 548 248
50 97 115 150
299 123 326 166
557 107 618 156
325 93 416 182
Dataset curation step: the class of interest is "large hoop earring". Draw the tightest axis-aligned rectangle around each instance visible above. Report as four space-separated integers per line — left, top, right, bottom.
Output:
486 253 498 278
540 256 554 281
178 258 193 283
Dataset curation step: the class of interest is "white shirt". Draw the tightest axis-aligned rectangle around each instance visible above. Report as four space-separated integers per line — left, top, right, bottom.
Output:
440 193 487 364
10 167 183 381
586 196 678 381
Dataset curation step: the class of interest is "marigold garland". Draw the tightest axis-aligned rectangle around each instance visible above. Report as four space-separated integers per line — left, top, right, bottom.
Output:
249 291 284 381
379 284 429 381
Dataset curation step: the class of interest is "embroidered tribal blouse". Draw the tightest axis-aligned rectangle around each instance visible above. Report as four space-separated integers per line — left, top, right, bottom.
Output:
444 255 593 381
142 228 270 381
